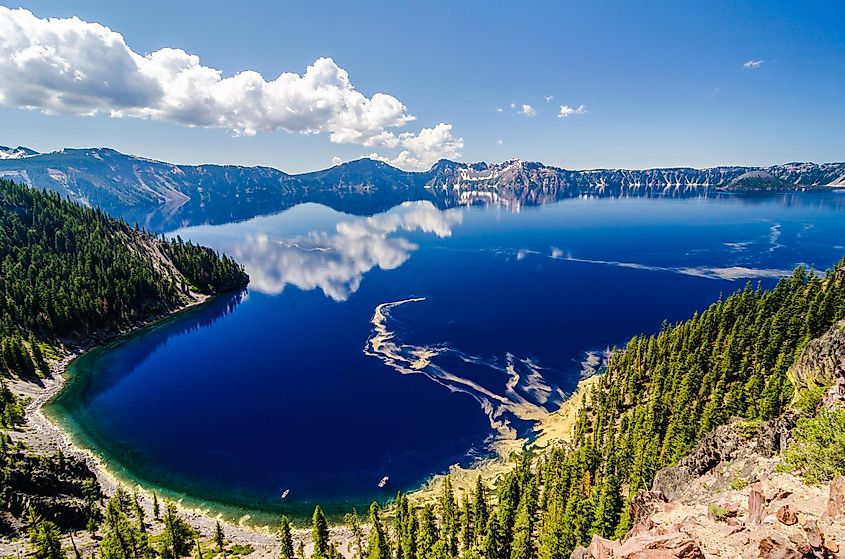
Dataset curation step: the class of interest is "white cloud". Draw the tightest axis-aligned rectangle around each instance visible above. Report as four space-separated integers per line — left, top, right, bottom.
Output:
509 102 516 109
496 139 503 145
544 95 554 102
558 104 587 118
331 156 342 166
495 107 503 113
743 59 764 69
0 6 459 170
369 123 463 171
519 104 536 117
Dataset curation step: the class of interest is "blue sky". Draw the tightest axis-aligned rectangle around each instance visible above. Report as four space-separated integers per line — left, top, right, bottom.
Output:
1 1 843 172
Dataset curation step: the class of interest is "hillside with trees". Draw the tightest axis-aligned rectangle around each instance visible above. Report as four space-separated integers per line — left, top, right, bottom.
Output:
0 178 247 538
0 178 248 387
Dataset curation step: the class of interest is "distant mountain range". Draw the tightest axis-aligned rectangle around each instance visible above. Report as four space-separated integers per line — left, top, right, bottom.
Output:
1 145 843 231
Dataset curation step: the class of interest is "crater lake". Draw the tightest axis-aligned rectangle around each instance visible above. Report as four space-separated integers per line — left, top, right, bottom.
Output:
48 191 845 522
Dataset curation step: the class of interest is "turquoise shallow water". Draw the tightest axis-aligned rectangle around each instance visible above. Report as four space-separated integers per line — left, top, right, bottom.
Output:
48 192 845 522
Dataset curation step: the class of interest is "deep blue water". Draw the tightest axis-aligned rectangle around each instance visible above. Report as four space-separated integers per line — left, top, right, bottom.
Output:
49 191 845 522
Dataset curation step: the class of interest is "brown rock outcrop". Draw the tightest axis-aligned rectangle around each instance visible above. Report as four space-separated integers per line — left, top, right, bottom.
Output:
789 318 845 411
749 484 766 525
826 476 845 520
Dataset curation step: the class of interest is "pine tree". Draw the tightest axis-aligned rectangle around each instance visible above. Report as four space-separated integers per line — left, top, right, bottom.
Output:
215 521 226 554
311 506 329 559
279 517 293 559
132 490 146 532
472 476 487 544
366 503 390 559
159 501 194 559
415 506 437 559
28 518 66 559
439 476 457 556
343 509 364 559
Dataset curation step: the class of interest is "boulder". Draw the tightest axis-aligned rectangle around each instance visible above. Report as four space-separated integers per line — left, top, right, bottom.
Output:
776 504 797 526
615 531 705 558
588 535 621 559
758 536 802 559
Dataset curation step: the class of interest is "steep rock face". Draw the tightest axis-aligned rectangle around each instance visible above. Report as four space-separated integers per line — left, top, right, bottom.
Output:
652 416 795 502
789 319 845 411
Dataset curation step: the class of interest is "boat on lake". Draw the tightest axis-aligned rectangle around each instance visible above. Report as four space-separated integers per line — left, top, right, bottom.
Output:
378 476 389 488
281 489 290 500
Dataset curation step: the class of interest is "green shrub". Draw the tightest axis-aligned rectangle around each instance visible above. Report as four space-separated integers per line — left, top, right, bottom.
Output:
792 385 826 415
707 504 730 521
729 478 748 491
783 409 845 484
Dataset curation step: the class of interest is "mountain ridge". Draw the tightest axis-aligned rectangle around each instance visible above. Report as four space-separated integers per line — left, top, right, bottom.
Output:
1 145 844 230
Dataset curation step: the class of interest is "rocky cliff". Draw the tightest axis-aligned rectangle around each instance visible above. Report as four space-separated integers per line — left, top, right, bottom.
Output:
571 318 845 559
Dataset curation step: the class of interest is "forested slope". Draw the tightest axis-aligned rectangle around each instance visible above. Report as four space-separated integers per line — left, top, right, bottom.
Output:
379 262 845 559
0 178 247 421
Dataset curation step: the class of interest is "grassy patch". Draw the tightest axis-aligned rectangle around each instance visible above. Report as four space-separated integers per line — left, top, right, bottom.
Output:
228 544 255 556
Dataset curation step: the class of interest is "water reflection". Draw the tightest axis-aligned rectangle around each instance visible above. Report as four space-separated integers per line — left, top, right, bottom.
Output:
228 201 462 300
60 290 245 403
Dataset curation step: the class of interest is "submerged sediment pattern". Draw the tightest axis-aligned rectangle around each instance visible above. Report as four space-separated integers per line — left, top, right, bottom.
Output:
365 298 573 452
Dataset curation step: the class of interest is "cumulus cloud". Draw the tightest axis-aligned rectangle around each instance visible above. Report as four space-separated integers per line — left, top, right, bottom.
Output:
544 95 554 102
331 156 342 166
369 123 463 170
743 59 764 69
0 6 460 170
519 104 536 117
558 104 587 117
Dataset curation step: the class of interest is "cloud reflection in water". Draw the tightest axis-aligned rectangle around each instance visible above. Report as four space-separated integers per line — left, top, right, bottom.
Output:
230 201 462 300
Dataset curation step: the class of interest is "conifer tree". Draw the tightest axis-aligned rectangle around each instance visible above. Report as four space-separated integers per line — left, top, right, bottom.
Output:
152 492 160 520
215 521 226 554
366 503 390 559
343 509 364 559
279 517 293 559
159 502 194 559
28 517 66 559
438 476 457 556
471 476 487 544
311 506 329 559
